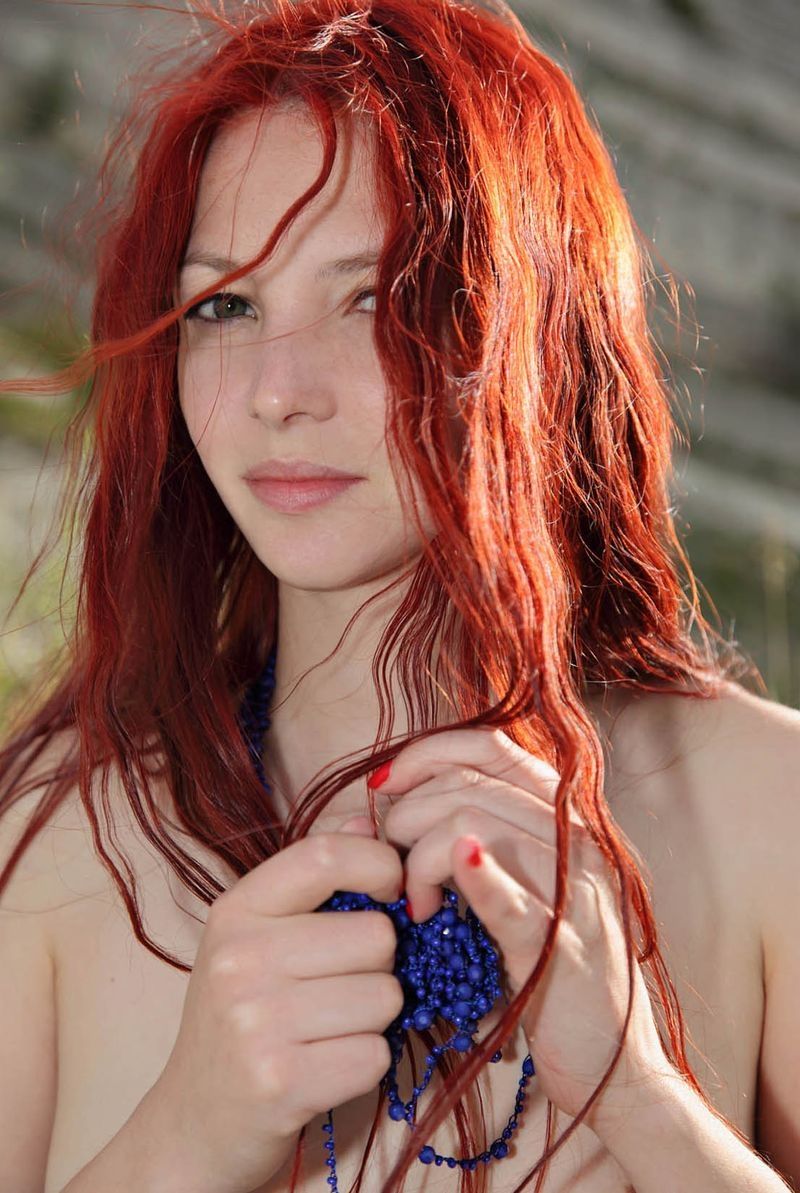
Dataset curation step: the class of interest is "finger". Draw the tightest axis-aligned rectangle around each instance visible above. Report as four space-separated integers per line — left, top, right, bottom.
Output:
339 815 377 837
404 806 555 924
382 767 584 852
450 833 556 995
370 726 560 805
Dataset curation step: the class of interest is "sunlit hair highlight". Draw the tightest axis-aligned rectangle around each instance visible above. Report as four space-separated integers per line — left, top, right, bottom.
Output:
0 1 766 1190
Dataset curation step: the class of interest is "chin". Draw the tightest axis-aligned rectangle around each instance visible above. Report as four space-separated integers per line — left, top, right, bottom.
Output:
249 537 423 594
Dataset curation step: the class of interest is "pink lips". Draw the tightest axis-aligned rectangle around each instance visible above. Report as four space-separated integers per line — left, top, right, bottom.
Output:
245 475 362 512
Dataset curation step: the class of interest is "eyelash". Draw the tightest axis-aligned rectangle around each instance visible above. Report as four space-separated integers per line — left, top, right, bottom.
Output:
183 288 377 323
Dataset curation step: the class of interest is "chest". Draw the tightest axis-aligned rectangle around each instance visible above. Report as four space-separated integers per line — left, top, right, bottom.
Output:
43 774 764 1193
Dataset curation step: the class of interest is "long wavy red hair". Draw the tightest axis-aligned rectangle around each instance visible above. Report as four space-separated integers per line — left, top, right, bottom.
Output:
1 1 766 1189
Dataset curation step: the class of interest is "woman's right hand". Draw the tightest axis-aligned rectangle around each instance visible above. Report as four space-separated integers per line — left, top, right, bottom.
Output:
149 817 405 1193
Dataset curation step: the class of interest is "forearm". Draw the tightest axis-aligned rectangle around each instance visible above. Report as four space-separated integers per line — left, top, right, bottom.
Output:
60 1082 202 1193
60 1078 276 1193
589 1069 791 1193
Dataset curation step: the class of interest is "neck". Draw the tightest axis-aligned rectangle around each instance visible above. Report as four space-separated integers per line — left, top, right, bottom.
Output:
262 573 624 834
264 563 456 830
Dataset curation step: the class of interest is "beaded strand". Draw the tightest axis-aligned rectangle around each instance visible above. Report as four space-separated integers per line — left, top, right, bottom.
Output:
238 646 535 1187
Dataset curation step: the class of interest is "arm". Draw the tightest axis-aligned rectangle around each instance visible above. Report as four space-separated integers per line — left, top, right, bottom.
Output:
751 702 800 1190
0 792 59 1193
589 695 800 1193
589 1067 792 1193
0 764 198 1193
59 1082 176 1193
58 1078 245 1193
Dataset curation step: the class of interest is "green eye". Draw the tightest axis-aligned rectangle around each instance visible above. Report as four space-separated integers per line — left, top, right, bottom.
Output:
185 292 256 322
352 288 377 313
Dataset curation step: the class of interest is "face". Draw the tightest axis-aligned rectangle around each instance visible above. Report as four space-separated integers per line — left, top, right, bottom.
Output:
177 102 438 595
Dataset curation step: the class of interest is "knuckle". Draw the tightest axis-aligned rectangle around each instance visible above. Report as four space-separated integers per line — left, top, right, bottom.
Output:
308 834 338 872
227 995 265 1038
454 766 486 789
507 887 534 921
206 943 248 984
572 875 602 914
452 805 488 835
534 759 561 787
251 1048 290 1104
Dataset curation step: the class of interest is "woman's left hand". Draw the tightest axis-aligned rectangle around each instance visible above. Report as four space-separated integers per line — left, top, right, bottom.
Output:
375 726 674 1126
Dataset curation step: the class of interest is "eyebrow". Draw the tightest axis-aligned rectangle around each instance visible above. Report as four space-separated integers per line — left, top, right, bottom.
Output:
179 250 381 280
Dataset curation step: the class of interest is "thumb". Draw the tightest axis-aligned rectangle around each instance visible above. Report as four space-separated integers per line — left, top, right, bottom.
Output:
339 815 376 837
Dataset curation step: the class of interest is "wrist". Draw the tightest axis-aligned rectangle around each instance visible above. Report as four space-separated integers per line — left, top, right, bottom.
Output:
584 1057 688 1142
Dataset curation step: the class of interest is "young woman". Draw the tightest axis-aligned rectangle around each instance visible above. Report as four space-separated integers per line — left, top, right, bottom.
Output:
1 1 798 1191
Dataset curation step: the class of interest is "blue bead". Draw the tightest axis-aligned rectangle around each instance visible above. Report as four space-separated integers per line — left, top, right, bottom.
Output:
241 650 539 1179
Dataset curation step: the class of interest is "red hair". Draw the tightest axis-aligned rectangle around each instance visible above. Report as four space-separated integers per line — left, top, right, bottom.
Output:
1 1 766 1189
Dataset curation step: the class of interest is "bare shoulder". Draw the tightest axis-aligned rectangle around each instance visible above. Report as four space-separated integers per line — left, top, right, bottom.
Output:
593 676 800 805
592 678 800 927
0 728 185 939
2 726 236 967
1 729 113 916
594 677 799 774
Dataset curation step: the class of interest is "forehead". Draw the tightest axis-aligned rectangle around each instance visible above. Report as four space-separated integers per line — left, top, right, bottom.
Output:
188 102 385 266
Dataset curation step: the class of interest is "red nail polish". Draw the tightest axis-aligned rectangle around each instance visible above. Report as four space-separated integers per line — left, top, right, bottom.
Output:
367 760 392 790
466 842 483 868
405 894 415 920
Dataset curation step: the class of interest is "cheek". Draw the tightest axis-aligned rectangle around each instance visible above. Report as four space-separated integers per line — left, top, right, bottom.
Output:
177 341 246 449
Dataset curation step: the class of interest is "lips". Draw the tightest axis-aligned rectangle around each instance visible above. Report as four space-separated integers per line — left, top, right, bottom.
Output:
243 459 360 482
245 474 362 513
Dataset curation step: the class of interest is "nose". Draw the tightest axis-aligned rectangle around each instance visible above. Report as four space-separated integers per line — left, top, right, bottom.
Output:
247 319 337 427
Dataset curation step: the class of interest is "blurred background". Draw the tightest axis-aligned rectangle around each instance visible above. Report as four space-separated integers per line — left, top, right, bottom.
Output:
1 0 798 712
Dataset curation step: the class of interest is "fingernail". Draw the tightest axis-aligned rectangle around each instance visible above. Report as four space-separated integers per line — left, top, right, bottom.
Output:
466 841 483 868
367 760 392 790
405 894 415 920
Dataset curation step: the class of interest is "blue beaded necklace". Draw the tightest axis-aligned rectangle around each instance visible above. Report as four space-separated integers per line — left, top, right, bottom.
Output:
238 645 535 1186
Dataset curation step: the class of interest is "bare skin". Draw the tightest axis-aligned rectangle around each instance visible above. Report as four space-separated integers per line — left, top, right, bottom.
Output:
10 99 796 1193
29 677 797 1192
